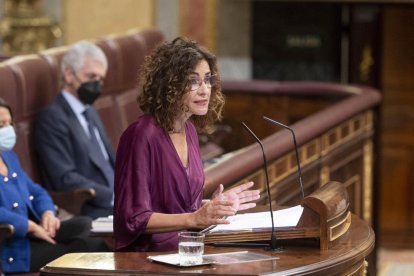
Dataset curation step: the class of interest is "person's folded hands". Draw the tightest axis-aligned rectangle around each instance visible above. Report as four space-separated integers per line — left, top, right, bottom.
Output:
28 219 56 244
40 211 60 238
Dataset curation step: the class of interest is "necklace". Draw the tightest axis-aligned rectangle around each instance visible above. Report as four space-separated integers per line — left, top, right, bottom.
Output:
170 123 186 134
170 128 185 134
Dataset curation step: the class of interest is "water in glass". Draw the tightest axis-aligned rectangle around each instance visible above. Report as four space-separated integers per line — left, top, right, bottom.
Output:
178 231 205 265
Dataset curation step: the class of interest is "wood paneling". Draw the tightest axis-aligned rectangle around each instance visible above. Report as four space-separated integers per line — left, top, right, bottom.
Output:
380 7 414 235
219 93 332 152
179 0 217 51
380 146 411 228
382 8 414 90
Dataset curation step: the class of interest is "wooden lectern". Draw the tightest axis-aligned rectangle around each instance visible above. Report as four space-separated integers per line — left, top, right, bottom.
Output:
40 181 375 276
204 181 351 250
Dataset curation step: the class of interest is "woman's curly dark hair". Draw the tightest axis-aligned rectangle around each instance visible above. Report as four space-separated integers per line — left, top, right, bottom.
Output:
137 37 225 134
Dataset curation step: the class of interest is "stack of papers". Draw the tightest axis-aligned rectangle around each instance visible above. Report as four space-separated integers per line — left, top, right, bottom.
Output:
91 215 113 233
205 205 304 233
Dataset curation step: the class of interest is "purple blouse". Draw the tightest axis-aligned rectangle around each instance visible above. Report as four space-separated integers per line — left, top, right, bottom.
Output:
114 114 204 252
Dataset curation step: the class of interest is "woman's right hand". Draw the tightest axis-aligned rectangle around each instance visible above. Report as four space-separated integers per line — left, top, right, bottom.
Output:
190 197 236 228
28 219 56 244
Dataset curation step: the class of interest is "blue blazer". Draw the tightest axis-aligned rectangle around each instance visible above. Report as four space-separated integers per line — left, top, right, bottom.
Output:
0 150 56 273
34 94 114 218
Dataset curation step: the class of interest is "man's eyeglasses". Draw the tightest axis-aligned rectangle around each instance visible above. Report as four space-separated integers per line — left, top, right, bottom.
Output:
188 75 217 91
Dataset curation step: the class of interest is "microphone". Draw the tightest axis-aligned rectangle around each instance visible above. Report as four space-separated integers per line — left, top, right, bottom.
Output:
263 116 305 199
241 122 281 251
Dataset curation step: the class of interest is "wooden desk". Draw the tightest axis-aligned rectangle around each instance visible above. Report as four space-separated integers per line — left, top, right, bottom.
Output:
40 215 374 276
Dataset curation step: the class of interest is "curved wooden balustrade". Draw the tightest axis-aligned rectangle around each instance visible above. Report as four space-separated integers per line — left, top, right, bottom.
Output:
204 80 381 227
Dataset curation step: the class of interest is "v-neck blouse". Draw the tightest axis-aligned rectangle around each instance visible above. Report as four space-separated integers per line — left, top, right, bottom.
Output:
114 114 204 252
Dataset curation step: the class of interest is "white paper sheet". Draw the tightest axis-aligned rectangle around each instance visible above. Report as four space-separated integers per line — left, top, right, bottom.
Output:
208 205 304 232
91 215 113 232
147 251 279 267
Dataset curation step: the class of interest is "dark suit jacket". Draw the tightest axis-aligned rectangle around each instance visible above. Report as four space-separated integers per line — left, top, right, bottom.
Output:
34 93 114 218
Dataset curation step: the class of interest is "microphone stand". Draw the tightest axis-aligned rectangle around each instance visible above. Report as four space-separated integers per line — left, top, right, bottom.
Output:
263 116 305 199
241 122 282 251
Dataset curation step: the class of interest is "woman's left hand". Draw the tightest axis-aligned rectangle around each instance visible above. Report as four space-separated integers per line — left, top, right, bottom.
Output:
40 211 60 238
212 181 260 212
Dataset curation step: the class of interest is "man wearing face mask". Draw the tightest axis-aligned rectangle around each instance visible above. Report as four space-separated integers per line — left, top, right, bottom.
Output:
34 41 114 219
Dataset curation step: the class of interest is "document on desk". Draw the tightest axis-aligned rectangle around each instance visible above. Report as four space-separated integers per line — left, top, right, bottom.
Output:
148 251 278 267
207 205 304 233
91 215 113 232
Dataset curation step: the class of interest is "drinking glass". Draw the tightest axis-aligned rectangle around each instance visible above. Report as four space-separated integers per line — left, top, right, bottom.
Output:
178 231 205 265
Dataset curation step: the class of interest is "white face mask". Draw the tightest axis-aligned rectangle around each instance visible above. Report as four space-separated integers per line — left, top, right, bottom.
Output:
0 125 16 151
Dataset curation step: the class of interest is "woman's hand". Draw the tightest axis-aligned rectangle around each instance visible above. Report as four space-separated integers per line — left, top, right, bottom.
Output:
212 182 260 212
28 219 56 244
40 211 60 238
190 197 237 228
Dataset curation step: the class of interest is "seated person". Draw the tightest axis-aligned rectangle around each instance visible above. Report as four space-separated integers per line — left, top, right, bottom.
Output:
0 98 108 273
34 41 114 219
114 37 260 252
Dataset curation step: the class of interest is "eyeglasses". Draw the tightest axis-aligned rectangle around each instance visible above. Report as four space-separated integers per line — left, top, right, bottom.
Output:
188 75 217 91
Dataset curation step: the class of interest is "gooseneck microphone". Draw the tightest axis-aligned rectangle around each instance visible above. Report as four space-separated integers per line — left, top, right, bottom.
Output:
241 122 280 251
263 116 305 198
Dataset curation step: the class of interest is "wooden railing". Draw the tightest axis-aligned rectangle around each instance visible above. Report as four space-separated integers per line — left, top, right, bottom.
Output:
204 80 381 226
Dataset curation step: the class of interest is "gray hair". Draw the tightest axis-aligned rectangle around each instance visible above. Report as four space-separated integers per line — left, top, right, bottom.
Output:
61 41 108 74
